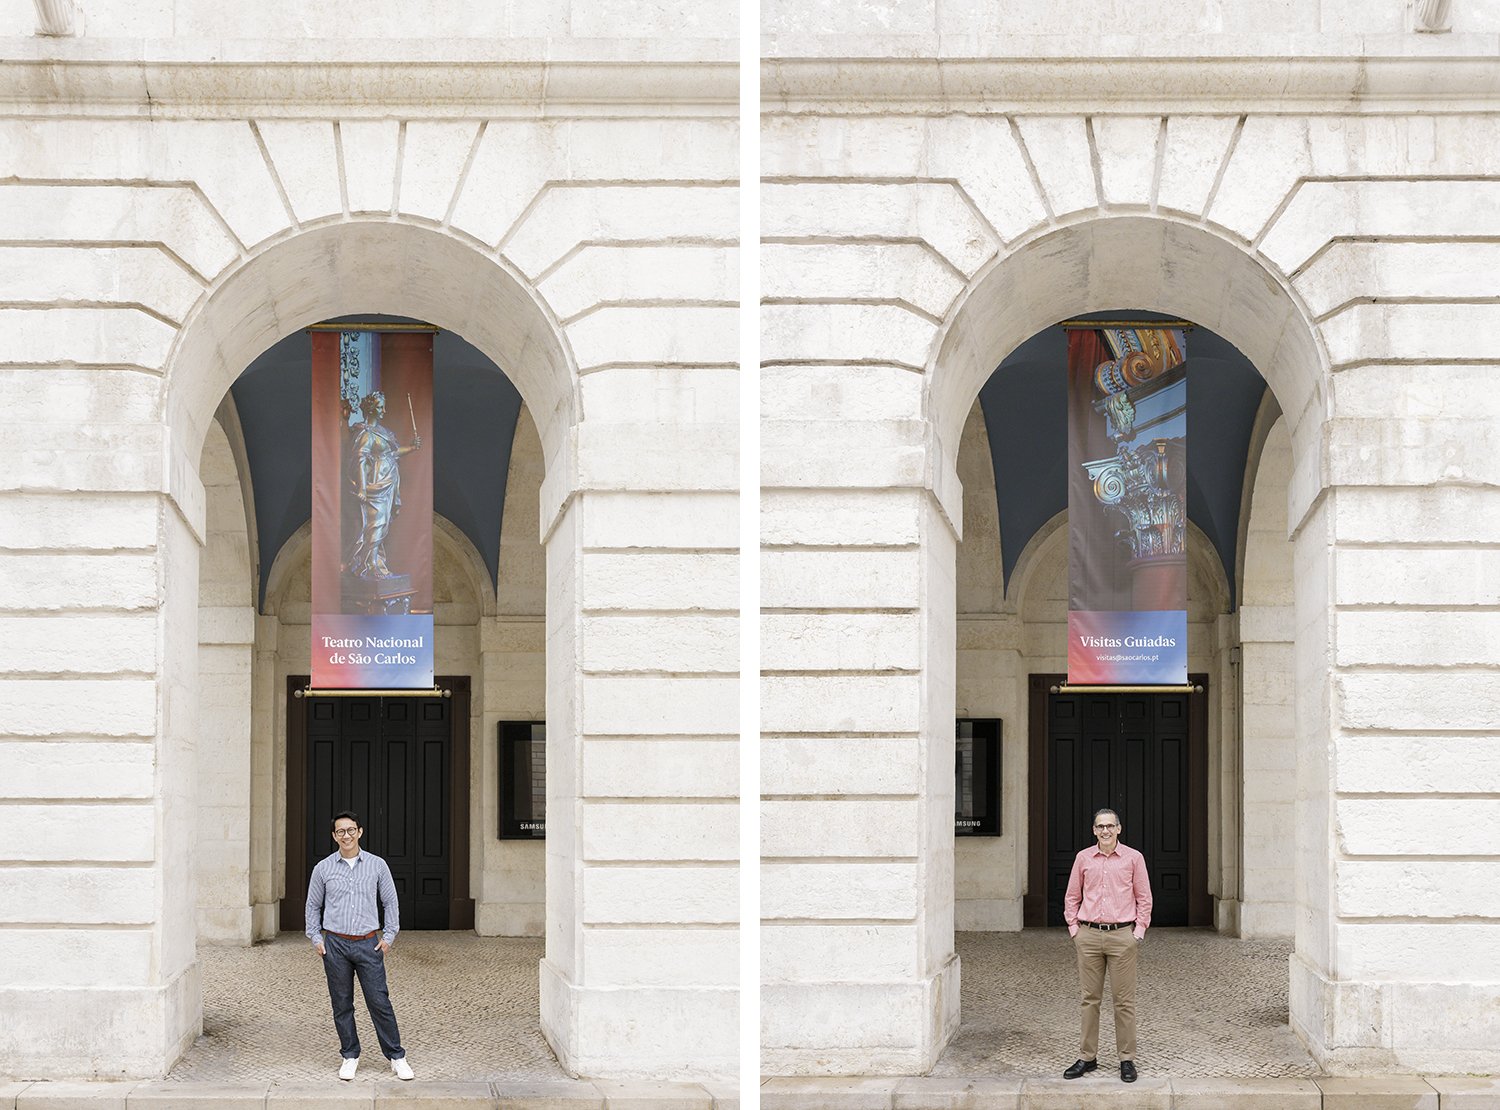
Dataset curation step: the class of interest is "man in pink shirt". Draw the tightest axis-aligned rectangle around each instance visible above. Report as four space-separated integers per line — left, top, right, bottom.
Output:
1061 807 1153 1084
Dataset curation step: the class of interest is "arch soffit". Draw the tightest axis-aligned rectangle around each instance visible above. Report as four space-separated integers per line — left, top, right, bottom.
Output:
1010 509 1230 620
927 216 1329 518
162 219 578 478
261 512 497 620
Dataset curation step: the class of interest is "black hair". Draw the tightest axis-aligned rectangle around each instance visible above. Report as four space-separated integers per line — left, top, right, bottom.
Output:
331 810 361 831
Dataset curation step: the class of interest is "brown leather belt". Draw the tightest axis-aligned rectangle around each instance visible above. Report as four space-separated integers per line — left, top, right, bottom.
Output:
1080 920 1135 931
325 929 379 940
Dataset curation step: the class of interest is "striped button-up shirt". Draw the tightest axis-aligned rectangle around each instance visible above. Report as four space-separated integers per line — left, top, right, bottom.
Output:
1064 841 1153 940
304 850 400 947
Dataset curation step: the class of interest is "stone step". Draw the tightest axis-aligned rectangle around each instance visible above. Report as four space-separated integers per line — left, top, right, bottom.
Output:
7 1076 1500 1109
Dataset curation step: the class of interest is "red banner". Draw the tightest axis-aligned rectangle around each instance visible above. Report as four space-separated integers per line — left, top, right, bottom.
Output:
310 329 434 688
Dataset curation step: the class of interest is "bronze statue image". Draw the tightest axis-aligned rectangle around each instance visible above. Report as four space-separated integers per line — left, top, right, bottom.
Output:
343 391 422 614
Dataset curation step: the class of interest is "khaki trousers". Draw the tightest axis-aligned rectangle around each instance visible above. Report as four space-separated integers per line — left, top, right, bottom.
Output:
1074 925 1139 1060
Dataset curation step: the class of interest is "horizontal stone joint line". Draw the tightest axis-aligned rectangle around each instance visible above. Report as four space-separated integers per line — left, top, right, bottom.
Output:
578 668 737 678
1294 233 1500 277
762 544 918 553
577 360 738 374
0 298 183 328
762 296 943 326
760 669 921 678
760 607 918 615
1335 664 1500 674
0 735 155 744
1331 356 1500 370
580 607 738 617
760 855 920 864
0 360 164 375
0 859 153 868
760 916 914 926
1335 604 1500 614
531 233 737 286
1336 915 1500 924
0 920 154 930
759 731 920 739
1335 790 1500 799
583 796 737 805
560 298 738 327
761 792 919 802
0 239 211 285
1340 852 1500 862
761 357 924 373
1314 295 1500 324
0 796 153 806
0 670 156 681
583 858 738 868
581 920 737 929
761 234 972 282
0 546 157 557
582 546 738 555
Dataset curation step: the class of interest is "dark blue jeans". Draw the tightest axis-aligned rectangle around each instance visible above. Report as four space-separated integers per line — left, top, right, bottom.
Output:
321 932 405 1060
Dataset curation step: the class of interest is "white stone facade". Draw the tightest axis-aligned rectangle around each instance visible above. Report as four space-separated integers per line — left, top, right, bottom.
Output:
761 1 1500 1079
0 0 737 1082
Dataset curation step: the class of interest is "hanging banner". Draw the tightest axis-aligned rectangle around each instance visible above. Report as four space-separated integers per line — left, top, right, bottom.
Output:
1067 325 1188 685
311 329 434 688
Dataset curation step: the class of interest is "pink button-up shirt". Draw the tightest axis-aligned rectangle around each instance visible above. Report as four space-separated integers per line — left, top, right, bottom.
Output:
1063 841 1153 940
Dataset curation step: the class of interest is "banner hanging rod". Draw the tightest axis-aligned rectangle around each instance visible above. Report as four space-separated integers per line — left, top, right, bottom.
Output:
305 322 440 333
1058 320 1195 329
1051 684 1203 694
296 687 451 698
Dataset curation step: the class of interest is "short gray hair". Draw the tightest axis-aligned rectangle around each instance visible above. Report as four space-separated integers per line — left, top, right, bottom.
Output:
1092 807 1121 827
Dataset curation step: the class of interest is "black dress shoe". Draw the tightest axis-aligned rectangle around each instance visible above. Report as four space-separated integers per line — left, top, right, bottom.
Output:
1063 1058 1097 1079
1120 1060 1138 1083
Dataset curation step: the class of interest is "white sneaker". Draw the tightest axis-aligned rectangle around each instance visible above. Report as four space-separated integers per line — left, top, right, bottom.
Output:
338 1057 359 1081
391 1057 414 1081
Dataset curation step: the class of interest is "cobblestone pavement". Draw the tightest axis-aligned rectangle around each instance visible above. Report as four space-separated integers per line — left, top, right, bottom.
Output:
168 934 565 1082
933 930 1320 1078
173 929 1314 1083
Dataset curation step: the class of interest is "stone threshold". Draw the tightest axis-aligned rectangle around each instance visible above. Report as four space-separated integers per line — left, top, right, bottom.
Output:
757 1074 1500 1108
0 1080 737 1110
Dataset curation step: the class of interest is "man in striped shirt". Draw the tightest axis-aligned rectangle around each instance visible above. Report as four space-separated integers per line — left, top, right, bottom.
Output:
1062 807 1153 1084
305 810 415 1081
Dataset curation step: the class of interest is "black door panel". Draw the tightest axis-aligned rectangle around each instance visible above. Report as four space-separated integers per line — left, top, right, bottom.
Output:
1047 690 1190 927
304 695 450 930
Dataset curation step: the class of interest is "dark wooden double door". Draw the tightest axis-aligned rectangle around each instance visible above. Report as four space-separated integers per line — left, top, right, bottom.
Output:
1028 676 1209 928
304 694 453 930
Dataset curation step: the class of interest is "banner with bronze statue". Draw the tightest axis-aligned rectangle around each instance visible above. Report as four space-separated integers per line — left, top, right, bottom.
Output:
1067 325 1188 685
310 328 434 688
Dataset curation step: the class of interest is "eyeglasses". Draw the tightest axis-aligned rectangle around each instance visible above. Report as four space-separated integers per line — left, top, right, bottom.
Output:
1093 823 1119 830
333 828 360 839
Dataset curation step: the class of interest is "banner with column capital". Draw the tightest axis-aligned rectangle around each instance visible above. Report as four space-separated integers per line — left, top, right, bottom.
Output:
1067 325 1188 685
310 328 434 689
